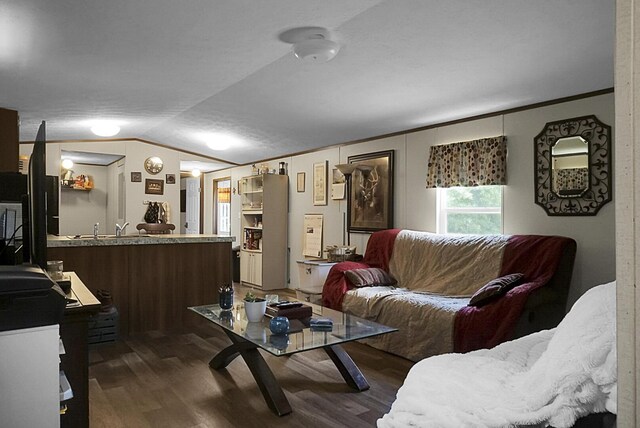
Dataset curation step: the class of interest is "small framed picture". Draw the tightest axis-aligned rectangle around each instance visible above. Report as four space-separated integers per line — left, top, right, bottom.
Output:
131 171 142 182
166 174 176 184
313 161 327 205
145 179 164 195
297 172 305 193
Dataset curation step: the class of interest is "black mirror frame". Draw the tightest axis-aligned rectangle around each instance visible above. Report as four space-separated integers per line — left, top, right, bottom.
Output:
534 115 612 216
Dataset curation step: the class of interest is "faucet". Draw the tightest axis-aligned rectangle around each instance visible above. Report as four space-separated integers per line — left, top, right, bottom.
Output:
115 222 130 237
93 222 99 239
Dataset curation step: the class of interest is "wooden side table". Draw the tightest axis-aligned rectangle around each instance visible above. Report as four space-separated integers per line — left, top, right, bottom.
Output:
60 272 100 428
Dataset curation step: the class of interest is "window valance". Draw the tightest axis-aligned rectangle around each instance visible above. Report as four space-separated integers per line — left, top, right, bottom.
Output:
425 136 507 188
553 167 588 192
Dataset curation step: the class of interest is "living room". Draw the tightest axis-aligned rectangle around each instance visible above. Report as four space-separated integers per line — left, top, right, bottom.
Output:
1 1 638 427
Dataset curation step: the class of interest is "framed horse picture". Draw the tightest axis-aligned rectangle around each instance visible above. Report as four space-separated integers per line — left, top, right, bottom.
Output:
347 150 394 233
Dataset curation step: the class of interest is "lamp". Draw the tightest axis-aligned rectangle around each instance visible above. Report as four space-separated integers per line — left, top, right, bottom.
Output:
335 163 358 246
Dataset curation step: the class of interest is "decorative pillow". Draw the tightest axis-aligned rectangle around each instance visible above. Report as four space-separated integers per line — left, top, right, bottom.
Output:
344 268 397 288
468 273 525 307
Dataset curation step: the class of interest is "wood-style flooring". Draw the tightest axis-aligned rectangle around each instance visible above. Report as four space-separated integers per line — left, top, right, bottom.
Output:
88 323 413 428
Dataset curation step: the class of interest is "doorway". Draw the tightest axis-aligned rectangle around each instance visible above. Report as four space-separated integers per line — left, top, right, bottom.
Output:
180 177 200 234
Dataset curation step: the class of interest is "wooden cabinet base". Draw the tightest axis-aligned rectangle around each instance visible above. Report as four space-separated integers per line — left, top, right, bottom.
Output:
49 242 231 335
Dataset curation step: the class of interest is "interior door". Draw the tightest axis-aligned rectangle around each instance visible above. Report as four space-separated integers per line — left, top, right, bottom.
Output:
185 177 200 234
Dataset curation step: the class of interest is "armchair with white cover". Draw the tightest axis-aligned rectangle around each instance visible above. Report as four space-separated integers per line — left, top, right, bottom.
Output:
378 282 617 428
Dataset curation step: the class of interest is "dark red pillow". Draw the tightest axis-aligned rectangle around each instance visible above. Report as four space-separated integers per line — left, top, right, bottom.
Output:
344 268 397 287
468 273 525 307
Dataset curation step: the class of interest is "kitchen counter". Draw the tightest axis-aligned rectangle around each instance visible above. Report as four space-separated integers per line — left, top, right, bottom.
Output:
48 236 233 334
48 233 234 248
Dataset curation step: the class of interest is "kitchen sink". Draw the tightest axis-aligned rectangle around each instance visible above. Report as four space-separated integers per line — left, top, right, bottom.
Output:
66 234 151 239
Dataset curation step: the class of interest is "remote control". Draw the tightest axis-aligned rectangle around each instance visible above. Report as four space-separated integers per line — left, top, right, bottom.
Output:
276 302 303 309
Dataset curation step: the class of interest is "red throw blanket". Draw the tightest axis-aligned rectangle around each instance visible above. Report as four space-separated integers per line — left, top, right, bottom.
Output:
322 229 400 309
453 235 572 352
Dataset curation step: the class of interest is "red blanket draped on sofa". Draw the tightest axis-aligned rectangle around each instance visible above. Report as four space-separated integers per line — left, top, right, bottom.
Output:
321 229 400 309
453 235 572 352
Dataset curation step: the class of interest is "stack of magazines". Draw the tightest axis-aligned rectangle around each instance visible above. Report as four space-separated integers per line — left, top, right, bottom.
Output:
309 317 333 331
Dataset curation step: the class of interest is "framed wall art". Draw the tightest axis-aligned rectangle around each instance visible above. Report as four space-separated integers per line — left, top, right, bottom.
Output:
297 172 305 193
131 171 142 182
165 174 176 184
313 161 327 205
347 150 394 233
145 179 164 195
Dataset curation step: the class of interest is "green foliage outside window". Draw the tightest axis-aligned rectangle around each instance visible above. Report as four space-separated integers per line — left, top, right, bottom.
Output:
443 186 502 234
447 213 501 234
445 186 501 208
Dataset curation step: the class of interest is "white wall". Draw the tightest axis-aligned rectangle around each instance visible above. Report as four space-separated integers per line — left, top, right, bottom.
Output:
59 164 108 235
20 139 211 235
207 93 615 304
614 0 638 423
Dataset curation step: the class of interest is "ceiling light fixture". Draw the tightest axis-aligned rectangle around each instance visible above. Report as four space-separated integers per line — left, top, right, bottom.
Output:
293 37 340 62
90 121 121 137
196 131 241 151
279 26 341 63
191 169 202 177
61 158 74 170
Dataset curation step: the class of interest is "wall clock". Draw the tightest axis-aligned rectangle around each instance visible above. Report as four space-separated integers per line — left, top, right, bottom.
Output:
144 156 163 175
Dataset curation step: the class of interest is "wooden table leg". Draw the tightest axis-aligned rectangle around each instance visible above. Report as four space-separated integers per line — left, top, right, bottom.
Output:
210 328 292 416
209 341 255 369
324 344 370 391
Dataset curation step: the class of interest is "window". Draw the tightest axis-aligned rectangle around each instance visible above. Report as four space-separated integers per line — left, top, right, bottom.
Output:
213 179 231 235
437 186 503 234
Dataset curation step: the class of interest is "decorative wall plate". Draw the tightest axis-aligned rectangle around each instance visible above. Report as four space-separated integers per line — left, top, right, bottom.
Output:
144 156 163 175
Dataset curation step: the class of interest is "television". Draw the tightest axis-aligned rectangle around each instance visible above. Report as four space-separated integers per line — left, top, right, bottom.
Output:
26 121 48 269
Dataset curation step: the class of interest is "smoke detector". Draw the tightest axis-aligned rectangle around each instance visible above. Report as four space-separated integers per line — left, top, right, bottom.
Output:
279 26 341 63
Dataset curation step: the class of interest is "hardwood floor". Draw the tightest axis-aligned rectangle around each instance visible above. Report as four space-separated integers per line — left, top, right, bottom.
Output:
88 323 413 428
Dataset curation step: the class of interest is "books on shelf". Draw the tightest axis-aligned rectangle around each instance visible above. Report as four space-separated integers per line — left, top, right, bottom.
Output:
244 228 262 250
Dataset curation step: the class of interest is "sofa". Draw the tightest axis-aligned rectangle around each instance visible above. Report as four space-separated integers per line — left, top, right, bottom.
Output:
377 282 616 428
322 229 577 361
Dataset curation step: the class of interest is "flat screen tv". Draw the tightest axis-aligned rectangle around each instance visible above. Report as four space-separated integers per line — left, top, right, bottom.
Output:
27 121 48 269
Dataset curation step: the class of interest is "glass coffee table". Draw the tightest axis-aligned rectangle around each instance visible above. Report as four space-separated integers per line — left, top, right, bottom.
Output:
189 301 397 416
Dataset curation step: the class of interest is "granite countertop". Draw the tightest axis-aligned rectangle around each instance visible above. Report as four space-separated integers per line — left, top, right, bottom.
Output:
48 233 235 248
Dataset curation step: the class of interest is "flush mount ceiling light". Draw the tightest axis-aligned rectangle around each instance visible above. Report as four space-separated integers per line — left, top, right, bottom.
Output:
61 158 74 170
191 169 202 177
90 121 121 137
279 26 341 63
293 37 340 62
196 132 241 151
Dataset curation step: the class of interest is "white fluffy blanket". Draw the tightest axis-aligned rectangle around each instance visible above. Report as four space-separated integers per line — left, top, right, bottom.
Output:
378 281 617 428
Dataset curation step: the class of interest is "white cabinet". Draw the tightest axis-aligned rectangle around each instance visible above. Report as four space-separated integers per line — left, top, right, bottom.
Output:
239 174 288 290
240 251 263 287
0 325 60 428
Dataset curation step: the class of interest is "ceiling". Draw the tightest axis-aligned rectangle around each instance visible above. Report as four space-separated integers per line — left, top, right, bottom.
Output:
1 1 614 170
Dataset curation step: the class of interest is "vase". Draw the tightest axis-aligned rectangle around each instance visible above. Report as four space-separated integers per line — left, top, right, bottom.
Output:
219 290 233 310
244 300 267 322
269 316 289 335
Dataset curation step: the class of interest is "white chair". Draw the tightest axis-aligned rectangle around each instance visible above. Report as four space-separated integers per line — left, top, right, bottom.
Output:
378 282 617 428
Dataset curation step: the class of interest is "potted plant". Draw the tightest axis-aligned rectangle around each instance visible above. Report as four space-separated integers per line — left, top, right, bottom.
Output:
243 292 267 322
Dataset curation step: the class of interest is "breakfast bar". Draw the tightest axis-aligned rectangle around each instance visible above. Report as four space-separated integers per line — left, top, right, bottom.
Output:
48 234 234 335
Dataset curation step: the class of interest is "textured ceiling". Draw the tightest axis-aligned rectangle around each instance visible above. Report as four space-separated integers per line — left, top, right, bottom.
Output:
1 0 614 169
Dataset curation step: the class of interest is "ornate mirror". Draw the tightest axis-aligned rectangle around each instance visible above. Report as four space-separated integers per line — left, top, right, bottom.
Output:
534 115 612 216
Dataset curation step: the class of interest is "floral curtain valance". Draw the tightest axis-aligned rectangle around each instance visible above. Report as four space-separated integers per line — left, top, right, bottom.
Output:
553 167 589 192
425 136 507 188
